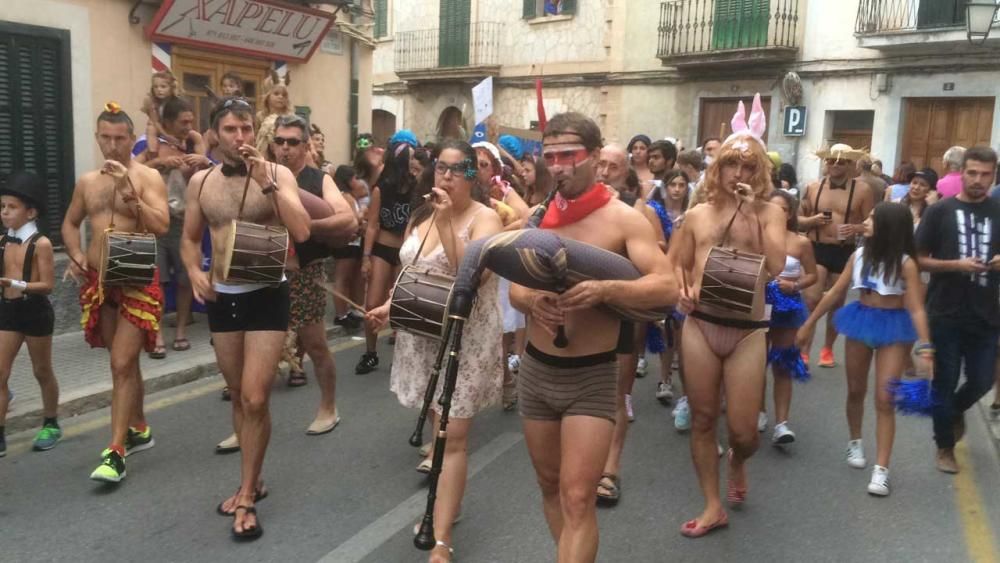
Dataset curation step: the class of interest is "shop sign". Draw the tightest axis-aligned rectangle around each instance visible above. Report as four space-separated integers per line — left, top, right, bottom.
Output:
148 0 335 63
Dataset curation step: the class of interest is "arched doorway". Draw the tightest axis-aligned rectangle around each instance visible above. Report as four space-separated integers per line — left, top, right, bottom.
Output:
372 109 396 148
436 106 467 142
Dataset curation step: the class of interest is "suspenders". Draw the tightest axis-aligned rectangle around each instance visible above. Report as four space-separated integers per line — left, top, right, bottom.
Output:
812 177 857 243
0 232 42 301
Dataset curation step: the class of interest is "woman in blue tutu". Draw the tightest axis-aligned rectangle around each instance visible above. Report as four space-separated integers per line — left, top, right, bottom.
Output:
797 202 933 497
762 190 817 446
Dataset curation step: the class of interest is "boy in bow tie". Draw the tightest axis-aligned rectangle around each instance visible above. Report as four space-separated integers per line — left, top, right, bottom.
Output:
0 170 59 458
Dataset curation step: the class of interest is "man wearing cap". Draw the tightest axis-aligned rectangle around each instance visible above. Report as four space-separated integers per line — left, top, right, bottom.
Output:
798 144 875 367
62 103 170 482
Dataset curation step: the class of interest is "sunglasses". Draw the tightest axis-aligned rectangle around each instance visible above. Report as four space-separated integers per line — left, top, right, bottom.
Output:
273 136 303 147
542 148 590 168
210 97 253 123
825 158 850 165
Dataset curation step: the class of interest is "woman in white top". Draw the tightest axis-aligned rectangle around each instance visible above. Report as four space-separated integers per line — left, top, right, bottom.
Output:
797 203 933 497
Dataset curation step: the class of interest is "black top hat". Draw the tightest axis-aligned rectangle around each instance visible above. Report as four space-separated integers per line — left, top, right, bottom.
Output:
1 171 46 212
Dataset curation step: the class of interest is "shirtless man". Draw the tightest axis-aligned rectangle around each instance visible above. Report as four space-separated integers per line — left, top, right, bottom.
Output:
510 113 676 562
668 130 785 537
798 145 875 367
181 97 310 540
62 103 170 482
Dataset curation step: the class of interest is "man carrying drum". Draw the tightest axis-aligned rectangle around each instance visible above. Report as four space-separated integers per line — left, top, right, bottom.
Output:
668 96 786 537
180 97 310 541
62 103 170 483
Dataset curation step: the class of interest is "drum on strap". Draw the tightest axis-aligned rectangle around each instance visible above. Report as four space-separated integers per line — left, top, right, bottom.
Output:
699 246 766 320
220 220 289 285
389 265 455 340
99 230 158 286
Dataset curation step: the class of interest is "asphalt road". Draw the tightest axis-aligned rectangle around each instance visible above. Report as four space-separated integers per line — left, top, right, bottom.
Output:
2 335 999 563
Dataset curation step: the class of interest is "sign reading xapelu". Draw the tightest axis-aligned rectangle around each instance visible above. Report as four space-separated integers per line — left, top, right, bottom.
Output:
148 0 335 63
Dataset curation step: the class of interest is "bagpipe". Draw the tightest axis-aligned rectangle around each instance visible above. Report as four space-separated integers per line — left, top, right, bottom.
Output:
408 188 670 550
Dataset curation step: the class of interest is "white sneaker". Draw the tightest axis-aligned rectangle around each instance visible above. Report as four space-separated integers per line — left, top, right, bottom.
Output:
655 381 674 404
507 354 520 374
673 396 691 431
867 465 890 496
625 393 635 422
757 412 768 433
636 357 648 378
846 439 867 469
772 421 796 445
717 442 725 457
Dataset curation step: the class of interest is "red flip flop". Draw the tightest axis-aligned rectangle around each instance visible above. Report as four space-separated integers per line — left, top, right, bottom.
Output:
680 512 729 538
727 449 748 505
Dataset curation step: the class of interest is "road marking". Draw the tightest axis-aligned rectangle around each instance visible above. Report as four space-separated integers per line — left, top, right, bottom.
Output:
4 335 370 457
317 432 524 563
955 442 1000 563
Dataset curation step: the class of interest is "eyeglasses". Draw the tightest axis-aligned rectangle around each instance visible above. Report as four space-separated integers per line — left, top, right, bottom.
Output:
273 137 303 147
434 161 472 176
543 148 591 168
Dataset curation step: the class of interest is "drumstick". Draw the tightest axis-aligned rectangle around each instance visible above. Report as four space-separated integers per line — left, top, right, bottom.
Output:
680 266 690 299
315 281 366 313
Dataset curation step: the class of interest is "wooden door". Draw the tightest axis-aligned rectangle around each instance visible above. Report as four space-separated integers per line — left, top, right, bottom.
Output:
901 97 995 175
171 47 271 132
698 96 771 145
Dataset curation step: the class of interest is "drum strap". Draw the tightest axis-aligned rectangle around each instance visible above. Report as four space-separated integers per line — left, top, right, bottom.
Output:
719 201 764 254
408 210 439 267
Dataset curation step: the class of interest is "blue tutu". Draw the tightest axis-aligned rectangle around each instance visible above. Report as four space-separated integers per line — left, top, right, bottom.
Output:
766 281 809 329
646 309 686 353
767 345 811 382
833 301 916 348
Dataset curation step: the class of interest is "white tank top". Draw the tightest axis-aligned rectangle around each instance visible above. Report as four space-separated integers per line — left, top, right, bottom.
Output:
779 255 801 280
850 248 908 296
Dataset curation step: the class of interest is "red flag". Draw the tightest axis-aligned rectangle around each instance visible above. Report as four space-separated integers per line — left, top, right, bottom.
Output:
535 79 547 132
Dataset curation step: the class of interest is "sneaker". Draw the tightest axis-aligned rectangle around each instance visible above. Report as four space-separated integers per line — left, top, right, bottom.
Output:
867 465 890 496
125 426 155 457
355 352 379 374
674 397 691 431
819 347 836 368
625 394 635 422
991 403 1000 421
90 448 126 482
772 422 796 445
0 434 6 458
334 314 353 328
507 354 521 374
32 424 63 451
636 357 648 378
846 439 867 469
757 412 768 433
656 381 674 405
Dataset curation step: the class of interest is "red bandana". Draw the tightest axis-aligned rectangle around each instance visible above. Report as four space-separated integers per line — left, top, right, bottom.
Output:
540 183 612 229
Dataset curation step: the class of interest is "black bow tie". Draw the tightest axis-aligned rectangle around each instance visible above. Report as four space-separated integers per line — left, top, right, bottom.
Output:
829 182 848 190
221 161 248 177
4 236 21 244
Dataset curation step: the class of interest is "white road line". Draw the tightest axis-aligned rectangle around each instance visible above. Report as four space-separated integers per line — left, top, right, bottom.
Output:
317 432 524 563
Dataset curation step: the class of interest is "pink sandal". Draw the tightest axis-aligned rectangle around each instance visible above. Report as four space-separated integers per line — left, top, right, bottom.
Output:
680 512 729 538
727 449 748 505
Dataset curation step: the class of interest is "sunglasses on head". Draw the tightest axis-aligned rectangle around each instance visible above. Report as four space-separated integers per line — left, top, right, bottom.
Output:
273 136 303 147
826 158 850 165
210 97 253 123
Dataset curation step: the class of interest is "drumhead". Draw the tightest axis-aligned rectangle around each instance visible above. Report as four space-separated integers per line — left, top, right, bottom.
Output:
389 264 456 340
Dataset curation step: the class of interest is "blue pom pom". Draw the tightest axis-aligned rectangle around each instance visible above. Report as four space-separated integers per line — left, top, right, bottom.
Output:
646 200 673 241
646 322 666 353
767 345 811 382
888 377 934 416
765 280 806 313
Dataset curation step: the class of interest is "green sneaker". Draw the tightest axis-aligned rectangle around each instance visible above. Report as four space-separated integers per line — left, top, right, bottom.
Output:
125 426 155 457
90 448 126 482
32 425 63 451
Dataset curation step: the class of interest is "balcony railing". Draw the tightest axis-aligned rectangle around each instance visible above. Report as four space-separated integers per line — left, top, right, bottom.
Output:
855 0 973 34
657 0 800 65
394 22 501 75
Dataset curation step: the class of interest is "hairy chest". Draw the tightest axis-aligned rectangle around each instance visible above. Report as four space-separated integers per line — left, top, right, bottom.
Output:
200 178 275 227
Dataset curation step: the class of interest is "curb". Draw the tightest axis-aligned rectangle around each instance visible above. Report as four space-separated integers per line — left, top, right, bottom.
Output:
6 324 353 435
975 389 1000 465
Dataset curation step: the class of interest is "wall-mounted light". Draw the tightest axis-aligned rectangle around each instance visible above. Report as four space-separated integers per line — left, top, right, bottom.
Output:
967 0 999 45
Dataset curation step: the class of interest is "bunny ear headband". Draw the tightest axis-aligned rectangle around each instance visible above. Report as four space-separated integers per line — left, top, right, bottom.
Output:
726 93 767 152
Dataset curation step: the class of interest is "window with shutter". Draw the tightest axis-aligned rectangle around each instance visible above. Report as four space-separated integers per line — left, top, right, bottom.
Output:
917 0 966 29
0 23 73 246
712 0 770 50
374 0 388 38
438 0 470 67
524 0 576 19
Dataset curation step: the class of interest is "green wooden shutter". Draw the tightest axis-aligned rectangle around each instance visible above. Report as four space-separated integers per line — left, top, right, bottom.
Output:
438 0 470 67
374 0 387 38
0 24 73 244
917 0 966 29
561 0 576 15
712 0 770 49
524 0 537 19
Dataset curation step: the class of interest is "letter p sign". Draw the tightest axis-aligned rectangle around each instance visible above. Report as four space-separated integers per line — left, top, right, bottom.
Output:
783 106 806 137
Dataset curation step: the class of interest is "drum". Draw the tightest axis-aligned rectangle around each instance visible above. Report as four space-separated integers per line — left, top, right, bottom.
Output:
698 246 767 320
99 231 158 286
221 220 289 284
389 264 455 340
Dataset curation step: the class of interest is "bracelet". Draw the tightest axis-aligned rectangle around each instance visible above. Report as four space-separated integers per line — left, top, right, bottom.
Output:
11 279 27 291
914 342 935 355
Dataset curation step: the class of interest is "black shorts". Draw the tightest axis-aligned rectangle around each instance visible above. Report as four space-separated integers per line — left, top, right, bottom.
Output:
812 242 855 274
371 241 401 267
332 244 363 260
616 321 635 354
0 296 54 337
207 283 290 333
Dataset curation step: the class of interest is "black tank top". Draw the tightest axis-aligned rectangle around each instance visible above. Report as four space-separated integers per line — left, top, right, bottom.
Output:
378 182 412 235
295 166 333 266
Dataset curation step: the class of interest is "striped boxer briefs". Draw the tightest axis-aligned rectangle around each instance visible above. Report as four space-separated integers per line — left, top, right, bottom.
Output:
517 344 618 423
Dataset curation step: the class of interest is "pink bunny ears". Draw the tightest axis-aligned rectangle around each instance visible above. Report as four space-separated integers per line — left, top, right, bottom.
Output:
727 93 767 149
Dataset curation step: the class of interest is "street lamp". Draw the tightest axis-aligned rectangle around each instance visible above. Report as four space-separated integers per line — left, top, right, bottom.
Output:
966 0 999 44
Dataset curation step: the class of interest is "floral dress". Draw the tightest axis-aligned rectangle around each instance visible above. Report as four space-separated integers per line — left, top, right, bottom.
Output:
390 208 503 418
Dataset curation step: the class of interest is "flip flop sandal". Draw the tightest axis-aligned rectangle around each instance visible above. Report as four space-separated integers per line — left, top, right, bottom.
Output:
680 512 728 538
216 485 269 516
148 347 167 360
726 449 748 505
287 371 308 387
171 338 191 351
596 473 621 506
231 506 263 541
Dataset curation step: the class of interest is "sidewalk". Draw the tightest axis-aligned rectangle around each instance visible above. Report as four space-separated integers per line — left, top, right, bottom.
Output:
978 388 1000 460
5 311 349 434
